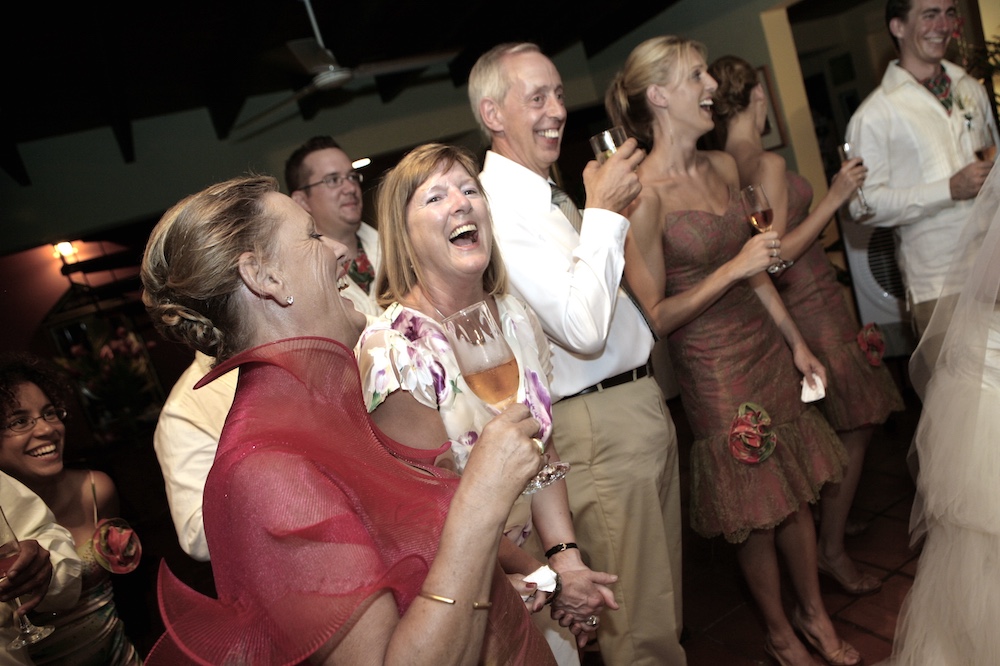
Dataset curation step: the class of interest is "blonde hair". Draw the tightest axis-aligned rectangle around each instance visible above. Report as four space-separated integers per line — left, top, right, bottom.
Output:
141 175 281 362
468 42 543 141
375 143 507 307
605 36 707 149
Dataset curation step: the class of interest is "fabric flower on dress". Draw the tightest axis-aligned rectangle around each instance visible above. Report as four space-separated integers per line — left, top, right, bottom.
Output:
448 430 479 474
857 323 886 367
92 518 142 574
728 402 776 464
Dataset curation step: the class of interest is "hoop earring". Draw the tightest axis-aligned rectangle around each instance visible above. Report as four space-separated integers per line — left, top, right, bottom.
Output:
285 295 294 305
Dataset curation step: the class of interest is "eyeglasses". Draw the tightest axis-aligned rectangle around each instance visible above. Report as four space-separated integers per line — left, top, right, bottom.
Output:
300 172 364 191
5 408 67 435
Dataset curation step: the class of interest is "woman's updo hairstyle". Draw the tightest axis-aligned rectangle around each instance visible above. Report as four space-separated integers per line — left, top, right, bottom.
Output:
605 35 706 150
140 175 280 362
706 55 759 149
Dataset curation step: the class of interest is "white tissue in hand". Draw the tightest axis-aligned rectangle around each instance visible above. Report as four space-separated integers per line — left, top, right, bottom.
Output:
800 373 825 402
520 565 558 601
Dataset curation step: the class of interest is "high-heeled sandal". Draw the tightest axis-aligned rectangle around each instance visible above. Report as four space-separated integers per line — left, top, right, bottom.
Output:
816 554 882 595
763 636 794 666
790 609 862 666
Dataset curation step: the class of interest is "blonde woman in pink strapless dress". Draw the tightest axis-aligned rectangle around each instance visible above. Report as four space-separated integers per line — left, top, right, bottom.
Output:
607 36 861 666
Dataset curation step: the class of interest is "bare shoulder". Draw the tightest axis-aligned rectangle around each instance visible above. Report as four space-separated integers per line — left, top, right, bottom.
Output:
758 151 787 180
88 469 120 517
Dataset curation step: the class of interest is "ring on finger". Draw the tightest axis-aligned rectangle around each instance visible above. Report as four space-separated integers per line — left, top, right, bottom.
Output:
530 437 545 456
585 615 600 628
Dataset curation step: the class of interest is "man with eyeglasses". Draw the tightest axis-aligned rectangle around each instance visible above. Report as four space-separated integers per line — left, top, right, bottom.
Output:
153 136 384 563
285 135 382 318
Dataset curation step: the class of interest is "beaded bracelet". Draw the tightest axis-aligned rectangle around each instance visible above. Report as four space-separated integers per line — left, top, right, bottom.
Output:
419 590 492 610
544 542 579 559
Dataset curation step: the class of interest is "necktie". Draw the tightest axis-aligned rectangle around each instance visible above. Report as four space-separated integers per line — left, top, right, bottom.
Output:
551 183 583 232
347 235 375 294
549 183 659 340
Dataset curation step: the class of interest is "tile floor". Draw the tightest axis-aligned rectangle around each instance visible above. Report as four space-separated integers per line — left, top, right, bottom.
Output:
586 358 921 665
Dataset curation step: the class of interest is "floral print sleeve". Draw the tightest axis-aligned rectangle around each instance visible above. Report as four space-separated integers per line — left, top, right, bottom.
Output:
356 303 453 414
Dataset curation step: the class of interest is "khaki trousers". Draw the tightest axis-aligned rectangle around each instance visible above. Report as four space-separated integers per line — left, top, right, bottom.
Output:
551 376 686 666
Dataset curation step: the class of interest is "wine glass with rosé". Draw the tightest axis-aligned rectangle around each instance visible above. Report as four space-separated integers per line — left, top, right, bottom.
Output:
441 300 569 494
740 184 792 273
0 505 55 649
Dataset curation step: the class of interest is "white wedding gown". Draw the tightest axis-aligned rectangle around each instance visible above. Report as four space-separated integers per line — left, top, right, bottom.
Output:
886 314 1000 666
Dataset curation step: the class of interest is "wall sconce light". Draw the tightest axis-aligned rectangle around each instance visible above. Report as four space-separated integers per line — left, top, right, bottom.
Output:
351 157 371 170
53 241 78 260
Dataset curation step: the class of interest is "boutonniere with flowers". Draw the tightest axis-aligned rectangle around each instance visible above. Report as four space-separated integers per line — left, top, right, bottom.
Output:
857 323 886 367
728 402 777 465
956 94 974 131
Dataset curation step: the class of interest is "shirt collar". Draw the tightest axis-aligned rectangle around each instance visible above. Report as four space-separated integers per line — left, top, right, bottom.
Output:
482 150 556 213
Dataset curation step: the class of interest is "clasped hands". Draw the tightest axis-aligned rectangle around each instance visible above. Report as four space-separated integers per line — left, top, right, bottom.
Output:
511 556 618 648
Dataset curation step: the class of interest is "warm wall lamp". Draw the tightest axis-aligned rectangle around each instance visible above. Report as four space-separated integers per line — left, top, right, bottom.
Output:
53 241 78 260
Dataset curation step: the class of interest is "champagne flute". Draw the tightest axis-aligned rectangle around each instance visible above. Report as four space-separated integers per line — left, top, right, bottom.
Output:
441 300 569 494
740 184 791 274
0 506 55 649
837 142 875 218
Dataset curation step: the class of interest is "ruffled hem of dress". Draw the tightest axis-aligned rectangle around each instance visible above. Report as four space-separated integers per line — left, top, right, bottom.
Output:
689 406 846 543
814 338 905 431
146 559 406 666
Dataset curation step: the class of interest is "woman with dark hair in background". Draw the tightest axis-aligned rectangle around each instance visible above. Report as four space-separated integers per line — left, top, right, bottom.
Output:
709 54 904 597
0 353 142 665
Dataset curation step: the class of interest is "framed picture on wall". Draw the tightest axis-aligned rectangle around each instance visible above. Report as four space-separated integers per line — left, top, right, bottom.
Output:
758 66 787 151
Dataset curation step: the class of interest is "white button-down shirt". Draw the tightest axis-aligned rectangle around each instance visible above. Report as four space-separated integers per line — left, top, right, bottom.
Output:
479 150 654 401
846 59 999 305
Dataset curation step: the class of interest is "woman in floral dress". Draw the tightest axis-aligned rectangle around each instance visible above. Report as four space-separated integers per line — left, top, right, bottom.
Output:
355 143 616 662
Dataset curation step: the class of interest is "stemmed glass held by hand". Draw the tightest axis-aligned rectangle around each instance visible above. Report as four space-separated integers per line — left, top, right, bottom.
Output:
740 184 792 274
975 131 996 162
441 301 570 495
0 506 54 649
837 142 875 219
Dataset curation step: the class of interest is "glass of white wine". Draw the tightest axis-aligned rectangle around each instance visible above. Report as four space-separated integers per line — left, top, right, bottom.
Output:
589 126 627 164
441 300 569 494
0 505 55 649
837 142 875 219
740 184 791 273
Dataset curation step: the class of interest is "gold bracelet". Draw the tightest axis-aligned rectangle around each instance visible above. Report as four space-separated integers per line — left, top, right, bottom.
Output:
418 590 492 610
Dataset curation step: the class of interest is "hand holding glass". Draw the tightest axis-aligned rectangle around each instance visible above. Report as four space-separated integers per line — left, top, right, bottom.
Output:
837 142 874 218
0 506 54 649
976 131 996 162
740 184 791 273
441 301 569 494
589 126 627 164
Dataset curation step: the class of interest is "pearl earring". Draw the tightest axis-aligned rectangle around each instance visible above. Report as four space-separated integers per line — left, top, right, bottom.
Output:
285 295 294 305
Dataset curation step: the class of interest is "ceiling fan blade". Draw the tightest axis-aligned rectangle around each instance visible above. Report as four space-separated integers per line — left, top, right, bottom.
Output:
287 37 338 75
232 81 319 132
352 50 460 79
